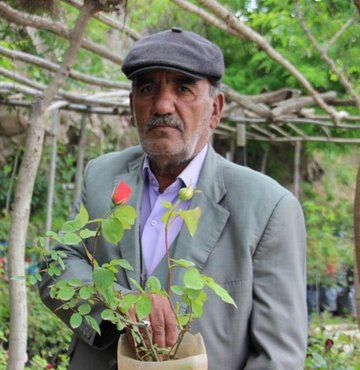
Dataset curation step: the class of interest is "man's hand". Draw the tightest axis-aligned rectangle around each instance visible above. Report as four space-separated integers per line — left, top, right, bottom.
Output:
128 293 178 348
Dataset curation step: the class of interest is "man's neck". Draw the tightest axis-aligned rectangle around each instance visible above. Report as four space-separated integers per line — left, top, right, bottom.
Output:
148 159 190 193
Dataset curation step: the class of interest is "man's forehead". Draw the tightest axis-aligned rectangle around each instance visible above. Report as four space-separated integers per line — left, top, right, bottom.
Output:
132 69 205 85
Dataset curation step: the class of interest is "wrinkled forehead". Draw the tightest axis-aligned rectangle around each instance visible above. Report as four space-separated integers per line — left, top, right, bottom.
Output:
131 69 208 88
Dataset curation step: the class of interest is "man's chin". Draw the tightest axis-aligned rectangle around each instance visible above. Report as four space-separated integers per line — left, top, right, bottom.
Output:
142 145 189 164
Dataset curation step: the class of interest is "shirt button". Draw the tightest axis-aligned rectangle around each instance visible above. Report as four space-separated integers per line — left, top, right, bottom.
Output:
150 220 157 226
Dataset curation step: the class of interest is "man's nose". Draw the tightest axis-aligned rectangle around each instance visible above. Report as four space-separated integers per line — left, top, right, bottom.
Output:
152 88 176 115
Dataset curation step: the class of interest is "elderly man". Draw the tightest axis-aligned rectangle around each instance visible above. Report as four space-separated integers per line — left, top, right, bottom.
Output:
40 28 307 370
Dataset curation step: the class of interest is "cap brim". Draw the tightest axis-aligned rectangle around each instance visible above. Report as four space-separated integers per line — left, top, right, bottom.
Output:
127 65 206 80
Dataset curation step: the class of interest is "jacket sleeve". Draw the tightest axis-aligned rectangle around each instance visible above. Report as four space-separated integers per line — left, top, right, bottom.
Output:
244 193 308 370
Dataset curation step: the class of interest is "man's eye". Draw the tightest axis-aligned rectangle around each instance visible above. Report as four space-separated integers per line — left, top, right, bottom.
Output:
178 85 191 93
140 85 155 95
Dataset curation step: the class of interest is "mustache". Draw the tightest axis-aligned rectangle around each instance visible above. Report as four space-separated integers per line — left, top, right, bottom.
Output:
145 115 184 131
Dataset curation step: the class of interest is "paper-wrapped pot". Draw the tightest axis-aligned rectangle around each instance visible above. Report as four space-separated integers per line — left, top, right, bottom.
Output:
117 332 208 369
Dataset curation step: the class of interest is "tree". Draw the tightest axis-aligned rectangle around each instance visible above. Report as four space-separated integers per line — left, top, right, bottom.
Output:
5 1 123 369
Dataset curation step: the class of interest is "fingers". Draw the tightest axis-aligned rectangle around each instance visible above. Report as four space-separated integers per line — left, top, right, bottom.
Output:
148 294 178 348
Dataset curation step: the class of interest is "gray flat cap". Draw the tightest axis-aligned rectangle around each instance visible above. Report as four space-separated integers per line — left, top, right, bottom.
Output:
121 27 224 81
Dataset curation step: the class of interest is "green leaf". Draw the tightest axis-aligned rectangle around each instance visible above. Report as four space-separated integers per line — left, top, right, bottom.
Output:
93 267 114 304
46 231 62 243
68 279 84 287
177 313 191 326
101 309 115 321
110 259 134 271
34 271 42 282
170 258 196 269
102 217 124 245
191 300 204 318
85 315 101 335
186 288 201 300
62 204 89 233
79 286 95 300
161 210 172 224
112 205 136 229
57 286 75 301
129 278 144 293
38 236 46 248
49 286 57 299
79 228 97 239
171 285 184 296
135 295 152 320
70 313 82 329
120 294 139 313
48 262 61 277
50 251 59 261
178 207 201 237
146 276 162 292
207 280 237 308
161 201 173 209
62 232 82 245
78 303 91 315
183 268 206 290
28 275 37 285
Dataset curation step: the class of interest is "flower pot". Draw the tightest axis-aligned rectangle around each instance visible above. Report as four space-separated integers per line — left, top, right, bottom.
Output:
117 332 208 369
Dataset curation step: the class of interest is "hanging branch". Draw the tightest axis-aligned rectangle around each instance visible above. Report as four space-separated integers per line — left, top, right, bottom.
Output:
0 45 130 89
295 0 360 110
0 2 123 65
171 0 340 123
324 17 356 52
170 0 240 37
0 68 129 107
6 1 115 369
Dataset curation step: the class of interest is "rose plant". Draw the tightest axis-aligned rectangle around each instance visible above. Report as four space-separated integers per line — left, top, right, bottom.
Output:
33 181 237 363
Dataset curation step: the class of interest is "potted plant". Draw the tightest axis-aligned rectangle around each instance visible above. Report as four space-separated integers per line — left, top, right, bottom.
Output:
33 181 237 368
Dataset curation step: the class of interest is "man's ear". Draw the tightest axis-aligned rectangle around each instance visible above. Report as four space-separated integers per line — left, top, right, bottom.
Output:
210 92 224 129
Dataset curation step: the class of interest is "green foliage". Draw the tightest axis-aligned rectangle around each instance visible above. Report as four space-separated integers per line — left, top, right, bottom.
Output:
306 313 360 370
35 185 237 362
0 265 70 368
303 149 356 285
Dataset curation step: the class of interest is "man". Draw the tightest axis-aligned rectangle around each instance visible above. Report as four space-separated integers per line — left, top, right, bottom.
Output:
40 28 307 369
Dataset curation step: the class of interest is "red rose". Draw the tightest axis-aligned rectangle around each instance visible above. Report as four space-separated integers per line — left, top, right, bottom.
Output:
112 181 131 205
46 364 54 369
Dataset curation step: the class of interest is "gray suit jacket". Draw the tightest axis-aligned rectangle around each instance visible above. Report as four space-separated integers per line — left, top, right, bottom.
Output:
40 145 307 370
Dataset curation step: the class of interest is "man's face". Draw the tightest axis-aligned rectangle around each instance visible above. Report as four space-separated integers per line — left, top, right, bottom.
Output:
130 70 223 165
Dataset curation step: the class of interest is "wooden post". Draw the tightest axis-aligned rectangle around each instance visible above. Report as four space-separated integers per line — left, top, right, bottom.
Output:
235 123 247 166
354 164 360 327
73 114 87 208
293 141 302 199
260 144 269 174
45 110 59 249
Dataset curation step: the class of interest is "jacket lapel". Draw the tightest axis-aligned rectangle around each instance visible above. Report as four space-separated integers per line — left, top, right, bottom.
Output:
113 154 145 290
153 146 229 290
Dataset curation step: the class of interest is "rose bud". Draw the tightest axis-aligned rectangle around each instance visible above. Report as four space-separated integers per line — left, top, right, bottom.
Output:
325 338 334 350
179 186 194 201
112 181 131 205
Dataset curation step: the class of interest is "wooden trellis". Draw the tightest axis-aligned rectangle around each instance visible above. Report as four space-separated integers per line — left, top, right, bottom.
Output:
0 1 359 368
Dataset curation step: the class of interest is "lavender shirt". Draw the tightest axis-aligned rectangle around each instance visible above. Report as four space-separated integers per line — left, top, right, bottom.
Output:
140 145 208 278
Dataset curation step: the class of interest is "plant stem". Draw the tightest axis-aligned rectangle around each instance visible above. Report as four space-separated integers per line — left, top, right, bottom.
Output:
164 199 180 295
